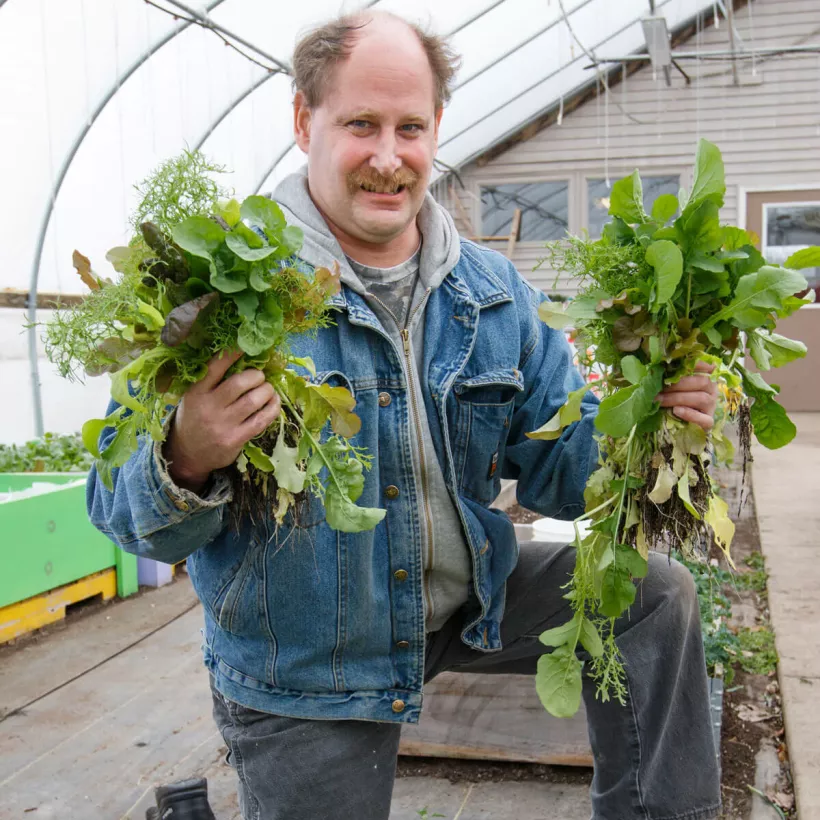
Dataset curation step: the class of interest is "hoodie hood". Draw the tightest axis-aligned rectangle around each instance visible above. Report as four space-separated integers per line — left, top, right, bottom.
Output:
272 166 461 296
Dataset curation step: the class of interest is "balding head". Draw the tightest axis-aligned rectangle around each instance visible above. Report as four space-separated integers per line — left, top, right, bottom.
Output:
292 11 460 111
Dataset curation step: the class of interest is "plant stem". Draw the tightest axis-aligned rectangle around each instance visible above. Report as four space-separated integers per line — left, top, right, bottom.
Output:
685 270 692 319
574 495 618 522
276 386 349 500
612 425 637 555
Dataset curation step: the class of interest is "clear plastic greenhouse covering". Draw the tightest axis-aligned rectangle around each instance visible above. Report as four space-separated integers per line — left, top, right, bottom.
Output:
0 0 715 441
2 0 718 297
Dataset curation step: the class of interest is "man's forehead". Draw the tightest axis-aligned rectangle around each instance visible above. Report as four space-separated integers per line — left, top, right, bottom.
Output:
332 17 434 88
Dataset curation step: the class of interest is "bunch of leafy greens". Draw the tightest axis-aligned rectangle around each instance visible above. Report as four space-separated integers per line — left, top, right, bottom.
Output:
44 150 385 534
530 139 815 718
0 433 94 473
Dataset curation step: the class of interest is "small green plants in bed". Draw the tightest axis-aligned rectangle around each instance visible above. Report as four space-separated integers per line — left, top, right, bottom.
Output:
0 433 93 473
44 150 385 534
529 139 815 718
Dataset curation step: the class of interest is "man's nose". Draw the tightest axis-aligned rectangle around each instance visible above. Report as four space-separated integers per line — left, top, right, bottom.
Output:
369 132 402 177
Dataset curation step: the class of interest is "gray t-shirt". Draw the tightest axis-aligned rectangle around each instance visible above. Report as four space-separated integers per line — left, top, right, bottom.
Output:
347 245 421 329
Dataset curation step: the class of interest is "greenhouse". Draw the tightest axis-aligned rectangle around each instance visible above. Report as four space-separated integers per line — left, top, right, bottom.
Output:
1 0 819 818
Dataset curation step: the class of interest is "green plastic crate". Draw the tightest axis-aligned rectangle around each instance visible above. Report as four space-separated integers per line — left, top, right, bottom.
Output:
0 473 137 607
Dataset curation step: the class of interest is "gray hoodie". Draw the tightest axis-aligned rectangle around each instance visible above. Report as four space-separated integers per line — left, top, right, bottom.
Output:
273 169 471 632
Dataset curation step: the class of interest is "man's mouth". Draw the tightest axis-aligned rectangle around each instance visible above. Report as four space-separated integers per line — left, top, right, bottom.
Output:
359 182 406 195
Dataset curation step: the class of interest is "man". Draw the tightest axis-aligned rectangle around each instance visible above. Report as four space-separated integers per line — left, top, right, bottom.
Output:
89 11 721 820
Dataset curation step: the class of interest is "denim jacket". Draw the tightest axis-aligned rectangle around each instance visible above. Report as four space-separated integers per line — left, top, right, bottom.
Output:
87 239 599 724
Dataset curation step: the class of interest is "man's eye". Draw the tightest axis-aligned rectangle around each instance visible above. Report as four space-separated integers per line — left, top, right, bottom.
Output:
349 120 371 129
400 124 423 133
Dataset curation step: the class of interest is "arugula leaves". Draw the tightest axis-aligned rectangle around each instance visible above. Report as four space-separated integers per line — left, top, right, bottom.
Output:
529 139 813 718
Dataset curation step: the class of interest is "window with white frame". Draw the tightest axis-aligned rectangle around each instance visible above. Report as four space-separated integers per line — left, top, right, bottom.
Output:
587 175 680 239
762 202 820 289
480 182 569 242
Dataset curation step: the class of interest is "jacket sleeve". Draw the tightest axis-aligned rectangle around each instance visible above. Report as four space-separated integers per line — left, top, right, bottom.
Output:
86 399 232 564
501 272 600 521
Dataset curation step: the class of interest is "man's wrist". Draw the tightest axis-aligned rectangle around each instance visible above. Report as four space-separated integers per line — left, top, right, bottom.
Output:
161 438 211 495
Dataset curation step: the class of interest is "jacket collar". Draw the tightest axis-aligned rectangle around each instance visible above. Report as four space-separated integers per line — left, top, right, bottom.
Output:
327 238 513 314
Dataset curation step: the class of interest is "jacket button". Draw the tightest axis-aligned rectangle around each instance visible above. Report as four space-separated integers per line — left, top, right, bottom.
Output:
393 569 408 582
385 485 400 499
174 498 189 512
396 640 410 649
378 392 391 407
392 699 406 713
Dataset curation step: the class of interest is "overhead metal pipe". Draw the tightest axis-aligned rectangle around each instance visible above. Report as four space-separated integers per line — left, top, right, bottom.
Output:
193 70 285 151
161 0 292 73
588 43 820 64
26 0 227 437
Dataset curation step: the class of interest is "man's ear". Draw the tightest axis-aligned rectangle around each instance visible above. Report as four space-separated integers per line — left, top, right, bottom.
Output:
433 106 444 143
293 91 312 153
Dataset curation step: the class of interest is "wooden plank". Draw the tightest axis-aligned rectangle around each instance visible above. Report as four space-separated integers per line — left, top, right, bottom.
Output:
0 568 117 645
449 184 477 238
0 607 226 818
0 576 199 718
0 290 84 309
399 672 593 767
505 208 522 260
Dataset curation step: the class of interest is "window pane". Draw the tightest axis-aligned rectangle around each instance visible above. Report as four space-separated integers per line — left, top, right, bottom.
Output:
481 182 569 241
764 203 820 288
587 175 680 239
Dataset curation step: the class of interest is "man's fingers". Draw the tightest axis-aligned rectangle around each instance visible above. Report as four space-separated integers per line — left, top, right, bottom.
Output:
694 361 716 374
661 375 715 394
228 382 277 423
215 367 267 406
657 391 715 413
192 350 244 393
237 393 281 442
671 405 714 430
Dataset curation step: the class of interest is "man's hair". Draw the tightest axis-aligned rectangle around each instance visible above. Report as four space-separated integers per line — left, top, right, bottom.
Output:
292 12 461 110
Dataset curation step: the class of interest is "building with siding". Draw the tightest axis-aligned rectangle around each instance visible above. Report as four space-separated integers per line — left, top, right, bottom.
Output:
436 0 820 409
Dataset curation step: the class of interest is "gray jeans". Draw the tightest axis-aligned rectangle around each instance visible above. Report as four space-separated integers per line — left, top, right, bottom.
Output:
210 542 721 820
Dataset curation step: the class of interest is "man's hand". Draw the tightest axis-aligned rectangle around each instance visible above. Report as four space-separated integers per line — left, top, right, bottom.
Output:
164 350 281 493
657 361 718 431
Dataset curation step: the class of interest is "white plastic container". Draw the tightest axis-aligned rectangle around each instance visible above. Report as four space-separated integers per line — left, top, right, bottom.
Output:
530 517 591 544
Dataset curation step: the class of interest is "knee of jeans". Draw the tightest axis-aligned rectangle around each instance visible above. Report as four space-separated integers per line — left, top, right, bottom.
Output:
647 553 698 617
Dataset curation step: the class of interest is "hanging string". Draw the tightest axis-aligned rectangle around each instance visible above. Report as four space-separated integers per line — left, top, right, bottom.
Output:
249 56 258 187
655 61 661 142
621 62 627 127
748 0 758 77
112 0 129 232
595 70 601 146
713 2 719 29
603 71 610 187
79 0 92 126
142 0 158 155
816 53 820 137
557 93 564 126
695 9 702 146
37 0 61 293
176 31 186 144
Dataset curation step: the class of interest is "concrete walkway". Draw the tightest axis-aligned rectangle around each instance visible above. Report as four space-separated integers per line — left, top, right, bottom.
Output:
0 576 590 820
752 412 820 818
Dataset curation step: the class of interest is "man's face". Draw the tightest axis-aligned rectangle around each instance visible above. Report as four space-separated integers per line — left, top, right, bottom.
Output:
294 23 442 248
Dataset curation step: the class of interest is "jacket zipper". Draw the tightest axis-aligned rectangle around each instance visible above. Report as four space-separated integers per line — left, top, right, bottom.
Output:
368 290 435 627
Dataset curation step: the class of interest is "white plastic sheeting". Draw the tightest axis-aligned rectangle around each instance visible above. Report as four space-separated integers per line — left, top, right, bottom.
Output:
0 0 715 442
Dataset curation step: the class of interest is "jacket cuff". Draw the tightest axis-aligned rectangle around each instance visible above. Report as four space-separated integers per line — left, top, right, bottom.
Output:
149 408 233 515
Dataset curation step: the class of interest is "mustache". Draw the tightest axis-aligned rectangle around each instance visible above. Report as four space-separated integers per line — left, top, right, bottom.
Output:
347 167 421 194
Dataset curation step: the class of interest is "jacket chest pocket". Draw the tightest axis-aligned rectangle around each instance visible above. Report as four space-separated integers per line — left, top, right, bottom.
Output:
452 370 524 504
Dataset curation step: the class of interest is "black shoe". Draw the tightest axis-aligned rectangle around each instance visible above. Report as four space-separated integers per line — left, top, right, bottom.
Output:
145 777 217 820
